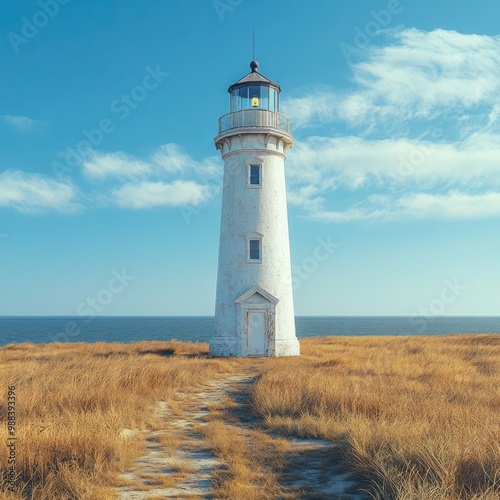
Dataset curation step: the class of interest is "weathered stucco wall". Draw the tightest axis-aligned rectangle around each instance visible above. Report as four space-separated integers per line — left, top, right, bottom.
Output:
210 129 300 357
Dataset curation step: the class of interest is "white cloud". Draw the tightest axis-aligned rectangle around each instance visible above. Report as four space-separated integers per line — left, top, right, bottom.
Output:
287 134 500 194
153 144 220 179
311 191 500 223
284 28 500 131
401 191 500 219
281 90 338 130
78 144 221 209
81 144 221 182
112 180 212 209
0 144 218 212
281 28 500 223
82 151 151 179
1 115 45 133
352 29 500 119
0 170 78 213
152 144 192 173
287 133 500 222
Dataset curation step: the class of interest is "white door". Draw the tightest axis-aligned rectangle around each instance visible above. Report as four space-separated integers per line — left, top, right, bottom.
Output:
247 310 266 356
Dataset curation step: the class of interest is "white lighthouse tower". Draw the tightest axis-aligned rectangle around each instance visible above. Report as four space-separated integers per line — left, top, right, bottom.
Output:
210 60 300 357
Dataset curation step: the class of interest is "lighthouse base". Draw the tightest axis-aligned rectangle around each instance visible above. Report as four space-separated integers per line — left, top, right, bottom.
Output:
209 338 240 357
209 337 300 358
274 338 300 357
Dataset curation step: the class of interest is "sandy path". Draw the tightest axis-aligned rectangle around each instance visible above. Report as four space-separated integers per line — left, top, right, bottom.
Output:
116 373 248 499
116 369 369 499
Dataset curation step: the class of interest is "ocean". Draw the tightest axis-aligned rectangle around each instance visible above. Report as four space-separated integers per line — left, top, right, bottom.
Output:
0 316 499 347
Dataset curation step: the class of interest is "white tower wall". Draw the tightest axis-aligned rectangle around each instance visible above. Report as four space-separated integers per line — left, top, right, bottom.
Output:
211 130 299 357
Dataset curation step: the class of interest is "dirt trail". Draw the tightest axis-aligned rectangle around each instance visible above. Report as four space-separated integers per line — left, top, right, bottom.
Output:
116 369 369 499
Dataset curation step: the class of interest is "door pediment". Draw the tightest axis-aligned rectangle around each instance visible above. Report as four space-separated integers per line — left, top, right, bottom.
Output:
235 286 279 305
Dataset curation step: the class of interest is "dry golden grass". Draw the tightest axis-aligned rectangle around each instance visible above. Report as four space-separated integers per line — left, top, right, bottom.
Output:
167 458 193 476
157 433 181 456
201 418 292 499
1 335 498 499
137 471 179 489
252 334 500 499
0 340 233 499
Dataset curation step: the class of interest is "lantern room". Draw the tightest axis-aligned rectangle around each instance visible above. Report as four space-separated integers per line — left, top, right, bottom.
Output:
228 60 281 113
218 61 290 134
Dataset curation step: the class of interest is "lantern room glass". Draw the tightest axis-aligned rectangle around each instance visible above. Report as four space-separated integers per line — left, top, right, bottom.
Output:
230 85 279 112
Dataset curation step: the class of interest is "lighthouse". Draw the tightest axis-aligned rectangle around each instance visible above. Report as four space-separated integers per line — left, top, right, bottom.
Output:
210 60 300 357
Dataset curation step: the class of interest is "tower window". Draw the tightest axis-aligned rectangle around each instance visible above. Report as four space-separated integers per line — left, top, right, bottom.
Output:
248 239 261 261
249 164 261 186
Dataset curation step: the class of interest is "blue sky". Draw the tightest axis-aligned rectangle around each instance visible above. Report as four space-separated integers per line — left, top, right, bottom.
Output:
1 0 499 317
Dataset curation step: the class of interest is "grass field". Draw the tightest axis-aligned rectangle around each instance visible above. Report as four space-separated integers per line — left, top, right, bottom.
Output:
0 340 232 499
0 334 498 499
253 335 500 499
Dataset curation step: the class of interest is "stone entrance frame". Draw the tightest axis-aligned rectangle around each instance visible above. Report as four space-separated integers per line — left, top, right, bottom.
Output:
235 286 279 357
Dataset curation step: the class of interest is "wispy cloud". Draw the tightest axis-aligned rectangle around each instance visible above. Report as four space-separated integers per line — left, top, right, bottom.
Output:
153 144 220 179
79 144 221 209
288 134 500 193
0 143 221 215
81 144 221 182
1 115 46 133
287 133 500 221
112 180 213 209
353 29 500 115
311 191 500 223
0 170 79 213
283 28 500 222
82 151 151 180
281 89 339 130
284 28 500 134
